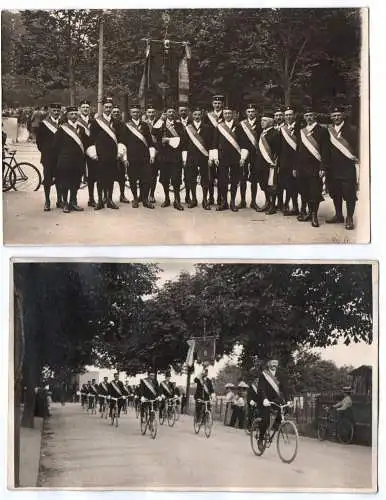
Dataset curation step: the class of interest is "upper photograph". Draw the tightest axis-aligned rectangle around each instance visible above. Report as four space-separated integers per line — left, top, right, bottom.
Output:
2 8 369 245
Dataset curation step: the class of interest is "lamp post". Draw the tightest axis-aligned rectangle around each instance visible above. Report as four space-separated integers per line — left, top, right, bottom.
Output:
97 11 104 116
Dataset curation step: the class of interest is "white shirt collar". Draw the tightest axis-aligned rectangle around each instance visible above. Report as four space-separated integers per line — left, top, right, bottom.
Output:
103 113 111 123
225 119 234 128
166 119 174 126
80 114 89 123
68 120 77 128
194 121 201 128
181 117 189 123
50 116 59 124
248 118 256 125
132 118 140 126
334 121 344 133
214 110 223 117
287 121 295 130
306 122 317 132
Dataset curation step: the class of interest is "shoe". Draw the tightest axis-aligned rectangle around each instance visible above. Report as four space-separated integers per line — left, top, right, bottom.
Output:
185 196 191 205
237 200 247 209
326 214 345 224
143 201 155 209
304 213 312 221
202 200 211 210
345 216 354 230
161 199 171 208
230 203 239 212
257 439 265 452
70 204 84 212
63 203 71 213
284 209 299 217
257 203 268 212
132 199 139 208
88 200 96 208
297 212 306 221
216 203 229 211
107 200 119 209
311 213 320 227
173 201 184 211
267 206 277 215
209 196 215 205
188 199 198 208
120 196 130 204
149 195 156 204
250 201 258 210
282 204 289 213
56 200 64 209
44 202 51 212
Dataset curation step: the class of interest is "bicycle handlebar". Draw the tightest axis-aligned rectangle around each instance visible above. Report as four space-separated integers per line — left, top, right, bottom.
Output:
269 401 292 410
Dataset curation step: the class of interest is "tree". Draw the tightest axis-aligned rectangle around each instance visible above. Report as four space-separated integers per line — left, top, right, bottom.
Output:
214 363 243 394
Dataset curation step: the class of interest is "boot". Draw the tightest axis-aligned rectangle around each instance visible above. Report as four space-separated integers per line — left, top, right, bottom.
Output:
250 201 258 210
237 199 247 209
63 202 71 213
173 200 184 211
120 195 130 204
230 201 238 212
132 198 139 208
311 203 320 227
326 214 344 224
161 197 171 208
345 216 354 230
44 200 51 212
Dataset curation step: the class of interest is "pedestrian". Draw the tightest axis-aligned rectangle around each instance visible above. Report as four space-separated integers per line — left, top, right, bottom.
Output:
230 384 246 429
224 383 235 426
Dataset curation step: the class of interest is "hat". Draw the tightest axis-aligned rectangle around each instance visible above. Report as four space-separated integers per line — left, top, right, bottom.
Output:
246 103 257 110
112 105 121 111
330 106 344 114
238 381 248 388
146 103 156 110
192 106 203 113
225 383 235 389
103 96 113 105
274 106 284 114
79 100 90 106
212 94 225 101
262 111 274 119
178 104 189 109
50 103 61 110
342 386 353 393
223 104 233 112
303 106 315 114
129 103 141 110
284 105 295 113
66 106 78 113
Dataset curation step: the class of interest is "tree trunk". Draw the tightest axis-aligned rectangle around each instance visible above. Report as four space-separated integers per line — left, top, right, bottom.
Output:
284 81 292 107
97 14 104 116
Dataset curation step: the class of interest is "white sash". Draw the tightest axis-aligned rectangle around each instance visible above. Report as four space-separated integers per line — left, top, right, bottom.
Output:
281 126 297 151
102 383 108 392
125 121 149 148
301 128 321 162
186 124 209 157
218 123 241 153
258 134 276 166
143 378 157 397
95 117 117 144
111 381 123 396
203 380 210 395
76 117 90 137
328 126 358 162
241 120 258 148
61 124 84 153
207 111 221 128
251 384 258 395
262 371 281 397
161 381 172 396
42 119 58 135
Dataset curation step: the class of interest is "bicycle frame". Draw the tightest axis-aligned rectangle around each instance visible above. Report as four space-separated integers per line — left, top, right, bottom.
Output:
196 399 211 424
265 402 291 443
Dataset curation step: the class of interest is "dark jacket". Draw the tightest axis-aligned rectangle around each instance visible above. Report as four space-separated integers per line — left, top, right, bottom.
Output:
36 117 59 166
256 127 280 171
258 369 290 405
278 123 298 172
183 122 212 165
297 123 329 177
120 120 154 162
89 115 120 162
159 380 176 399
51 124 86 177
139 378 160 400
194 376 215 401
98 381 110 396
213 121 245 165
326 122 358 180
152 120 185 164
108 379 126 399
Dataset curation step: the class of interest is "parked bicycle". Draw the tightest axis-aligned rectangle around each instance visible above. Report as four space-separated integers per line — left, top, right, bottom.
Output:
193 399 213 438
140 398 158 439
2 148 42 192
250 402 299 464
316 405 354 444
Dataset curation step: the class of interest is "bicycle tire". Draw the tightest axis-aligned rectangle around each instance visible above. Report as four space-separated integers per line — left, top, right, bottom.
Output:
337 417 354 444
115 411 119 427
12 162 42 192
2 161 16 192
276 420 299 464
175 406 181 421
110 408 116 426
204 411 213 438
316 421 328 441
150 413 158 439
159 409 165 426
140 413 148 435
167 407 176 427
250 418 265 456
135 404 140 419
193 413 201 434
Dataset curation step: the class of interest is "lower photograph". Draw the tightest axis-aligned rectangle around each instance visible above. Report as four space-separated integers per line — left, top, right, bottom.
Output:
9 260 378 492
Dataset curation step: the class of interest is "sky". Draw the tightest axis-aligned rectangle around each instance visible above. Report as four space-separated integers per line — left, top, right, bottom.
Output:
84 262 376 385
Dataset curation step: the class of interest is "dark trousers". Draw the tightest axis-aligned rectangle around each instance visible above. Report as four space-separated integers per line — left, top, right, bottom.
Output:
230 406 245 429
328 177 357 217
298 174 323 205
109 397 124 417
160 161 183 201
218 163 240 205
128 158 151 201
96 158 117 201
259 407 282 438
141 400 158 420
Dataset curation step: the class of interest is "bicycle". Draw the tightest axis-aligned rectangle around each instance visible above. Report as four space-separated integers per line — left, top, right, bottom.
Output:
2 148 42 192
122 395 128 415
134 396 140 419
250 402 299 464
175 396 181 421
99 395 109 419
110 397 121 427
193 399 213 438
316 405 354 444
160 397 177 427
87 394 97 415
140 399 158 439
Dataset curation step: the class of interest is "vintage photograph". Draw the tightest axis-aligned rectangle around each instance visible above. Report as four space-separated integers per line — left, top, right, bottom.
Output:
2 8 369 245
10 260 377 491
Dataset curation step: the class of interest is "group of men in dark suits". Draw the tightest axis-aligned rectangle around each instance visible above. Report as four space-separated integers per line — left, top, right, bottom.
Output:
36 95 359 230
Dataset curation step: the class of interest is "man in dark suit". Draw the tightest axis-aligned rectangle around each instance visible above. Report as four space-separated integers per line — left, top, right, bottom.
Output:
206 94 225 206
108 372 126 418
182 107 212 209
152 107 185 210
297 107 329 227
158 371 176 419
145 104 159 203
325 106 359 230
256 112 281 215
178 105 192 204
257 356 291 451
139 367 160 421
212 105 246 212
97 376 110 413
194 368 215 421
246 371 261 431
120 104 155 209
111 105 130 204
76 100 95 206
88 97 121 210
278 106 299 216
36 102 63 211
51 106 86 213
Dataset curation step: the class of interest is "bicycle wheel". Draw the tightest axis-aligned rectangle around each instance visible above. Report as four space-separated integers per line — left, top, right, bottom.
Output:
135 403 140 419
115 411 119 427
337 417 354 444
250 418 265 456
2 162 16 192
159 409 165 426
140 412 148 435
316 420 328 441
167 407 176 427
110 408 116 426
276 420 299 464
175 405 180 421
204 411 213 438
150 413 158 439
100 404 104 418
193 413 201 434
12 162 42 191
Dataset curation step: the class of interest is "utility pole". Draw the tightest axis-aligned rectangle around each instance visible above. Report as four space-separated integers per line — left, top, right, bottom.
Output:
97 12 104 116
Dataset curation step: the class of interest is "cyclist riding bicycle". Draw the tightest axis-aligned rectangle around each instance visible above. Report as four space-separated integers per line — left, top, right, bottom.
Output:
139 367 160 420
98 376 110 412
108 373 126 418
194 368 215 422
333 386 354 424
257 355 292 452
159 371 176 418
